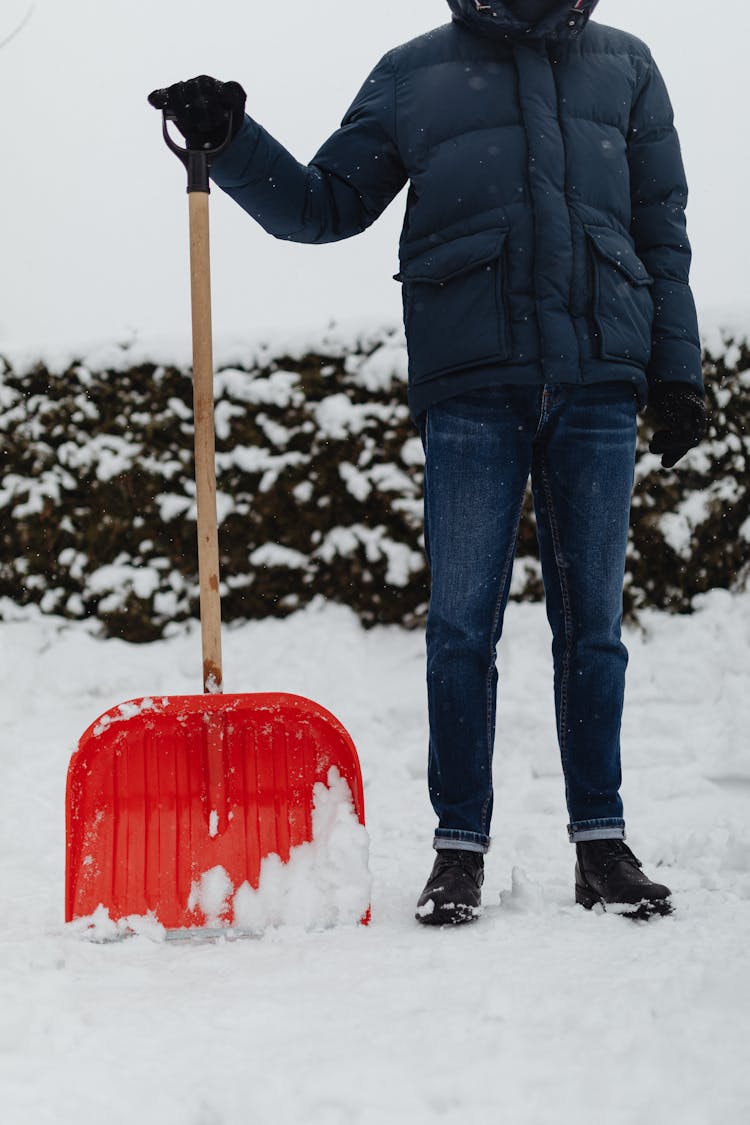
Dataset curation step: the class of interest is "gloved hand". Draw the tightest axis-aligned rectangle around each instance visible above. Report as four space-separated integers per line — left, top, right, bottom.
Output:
148 75 246 151
648 382 709 469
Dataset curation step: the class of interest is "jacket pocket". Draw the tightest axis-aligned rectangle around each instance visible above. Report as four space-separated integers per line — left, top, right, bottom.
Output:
586 225 654 367
396 229 510 383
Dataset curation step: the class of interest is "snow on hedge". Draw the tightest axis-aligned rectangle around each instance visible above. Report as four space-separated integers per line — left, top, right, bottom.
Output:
1 323 748 640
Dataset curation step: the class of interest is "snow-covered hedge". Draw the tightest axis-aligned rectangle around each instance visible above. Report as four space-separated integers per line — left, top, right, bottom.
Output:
1 326 748 641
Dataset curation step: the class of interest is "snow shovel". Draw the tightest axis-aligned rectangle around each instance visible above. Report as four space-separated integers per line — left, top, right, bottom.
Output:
65 105 367 933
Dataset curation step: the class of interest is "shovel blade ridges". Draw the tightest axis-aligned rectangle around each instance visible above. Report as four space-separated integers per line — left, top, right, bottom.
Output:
65 692 365 930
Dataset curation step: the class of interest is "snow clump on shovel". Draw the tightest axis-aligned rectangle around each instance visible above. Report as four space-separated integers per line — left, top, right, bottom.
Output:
69 767 371 939
232 766 371 932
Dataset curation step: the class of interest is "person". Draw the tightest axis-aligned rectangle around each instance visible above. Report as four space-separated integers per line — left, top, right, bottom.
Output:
150 0 708 924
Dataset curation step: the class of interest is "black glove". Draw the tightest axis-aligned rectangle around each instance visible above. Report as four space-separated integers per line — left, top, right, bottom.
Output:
147 75 246 151
648 382 709 469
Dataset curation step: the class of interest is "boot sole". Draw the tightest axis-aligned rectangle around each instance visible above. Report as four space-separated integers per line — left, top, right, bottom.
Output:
575 883 673 921
415 900 482 926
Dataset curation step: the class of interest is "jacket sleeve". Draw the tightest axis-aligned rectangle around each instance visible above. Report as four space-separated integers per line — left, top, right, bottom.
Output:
209 52 407 244
627 51 704 393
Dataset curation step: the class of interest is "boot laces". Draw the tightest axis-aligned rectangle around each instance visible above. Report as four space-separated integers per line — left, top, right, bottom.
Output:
599 840 643 873
434 850 484 882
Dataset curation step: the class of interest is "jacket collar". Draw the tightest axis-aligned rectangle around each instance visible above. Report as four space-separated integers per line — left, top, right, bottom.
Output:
446 0 599 42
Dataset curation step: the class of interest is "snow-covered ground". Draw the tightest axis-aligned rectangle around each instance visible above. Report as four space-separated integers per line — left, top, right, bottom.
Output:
2 591 749 1124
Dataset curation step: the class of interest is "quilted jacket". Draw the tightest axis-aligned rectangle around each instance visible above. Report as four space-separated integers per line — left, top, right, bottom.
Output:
212 0 703 418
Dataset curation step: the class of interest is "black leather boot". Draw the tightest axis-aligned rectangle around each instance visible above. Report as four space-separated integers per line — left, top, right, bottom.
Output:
575 839 673 919
415 849 484 925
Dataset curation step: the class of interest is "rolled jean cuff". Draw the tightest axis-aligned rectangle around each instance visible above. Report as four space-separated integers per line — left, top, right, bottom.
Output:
434 829 490 854
568 819 626 843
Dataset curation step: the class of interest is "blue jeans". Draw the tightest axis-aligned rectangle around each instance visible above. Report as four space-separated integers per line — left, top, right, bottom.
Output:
419 382 639 852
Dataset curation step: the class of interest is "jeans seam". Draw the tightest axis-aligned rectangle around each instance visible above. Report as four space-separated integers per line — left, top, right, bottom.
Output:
422 411 431 567
539 454 574 809
534 387 550 439
481 483 528 836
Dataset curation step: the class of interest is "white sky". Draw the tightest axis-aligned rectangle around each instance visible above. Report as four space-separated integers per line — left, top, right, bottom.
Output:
2 0 748 350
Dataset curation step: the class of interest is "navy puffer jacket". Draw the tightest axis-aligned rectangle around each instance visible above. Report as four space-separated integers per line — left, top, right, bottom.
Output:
212 0 702 419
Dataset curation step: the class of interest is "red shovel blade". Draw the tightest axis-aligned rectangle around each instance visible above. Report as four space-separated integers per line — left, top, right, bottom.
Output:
65 692 366 930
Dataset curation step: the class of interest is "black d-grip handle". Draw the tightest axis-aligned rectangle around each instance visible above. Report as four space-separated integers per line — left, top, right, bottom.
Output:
148 89 235 194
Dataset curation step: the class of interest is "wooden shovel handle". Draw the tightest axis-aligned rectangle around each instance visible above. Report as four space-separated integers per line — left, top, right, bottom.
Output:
188 191 223 693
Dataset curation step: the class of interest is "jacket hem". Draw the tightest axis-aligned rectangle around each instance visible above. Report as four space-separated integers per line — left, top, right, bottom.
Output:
408 361 649 420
